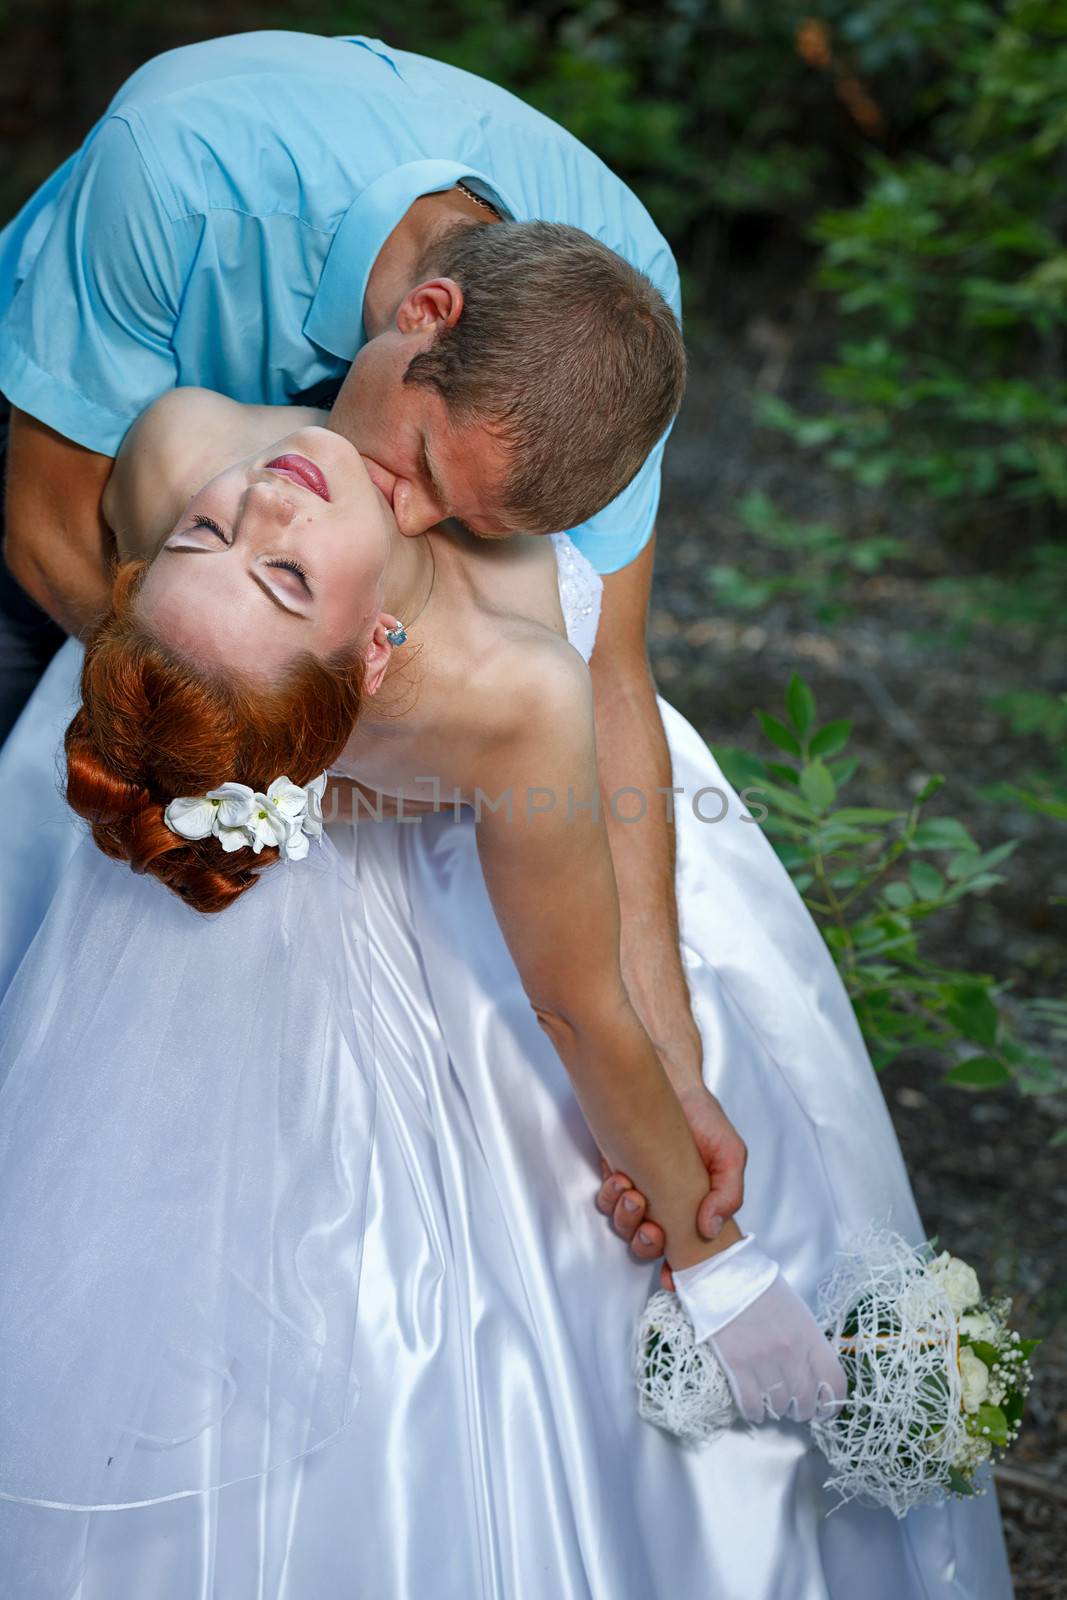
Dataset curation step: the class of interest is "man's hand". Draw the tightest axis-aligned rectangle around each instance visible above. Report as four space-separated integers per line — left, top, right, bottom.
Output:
595 1079 747 1288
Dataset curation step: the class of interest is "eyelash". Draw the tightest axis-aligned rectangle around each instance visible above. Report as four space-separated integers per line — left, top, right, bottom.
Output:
190 517 312 593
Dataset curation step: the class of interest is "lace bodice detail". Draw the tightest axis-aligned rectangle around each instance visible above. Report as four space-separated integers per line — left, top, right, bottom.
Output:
550 533 603 664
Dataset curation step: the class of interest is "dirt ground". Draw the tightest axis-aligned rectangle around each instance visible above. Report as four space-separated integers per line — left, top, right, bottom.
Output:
651 321 1067 1595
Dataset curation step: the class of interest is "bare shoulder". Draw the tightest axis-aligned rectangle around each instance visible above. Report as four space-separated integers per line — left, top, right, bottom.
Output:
115 387 244 475
471 628 595 771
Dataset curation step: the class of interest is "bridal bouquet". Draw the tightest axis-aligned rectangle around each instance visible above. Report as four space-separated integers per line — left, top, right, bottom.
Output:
634 1225 1037 1518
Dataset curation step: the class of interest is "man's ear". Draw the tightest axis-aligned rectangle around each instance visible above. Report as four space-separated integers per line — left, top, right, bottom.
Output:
395 277 464 337
362 614 403 696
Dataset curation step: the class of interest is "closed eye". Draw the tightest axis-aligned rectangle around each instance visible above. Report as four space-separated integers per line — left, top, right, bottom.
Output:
175 516 312 602
190 515 227 542
265 556 312 594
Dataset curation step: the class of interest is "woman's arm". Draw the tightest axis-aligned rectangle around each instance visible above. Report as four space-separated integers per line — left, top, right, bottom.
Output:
472 637 740 1272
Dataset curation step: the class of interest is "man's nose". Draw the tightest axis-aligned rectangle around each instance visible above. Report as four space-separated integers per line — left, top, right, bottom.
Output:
360 456 398 506
391 478 441 536
359 456 439 535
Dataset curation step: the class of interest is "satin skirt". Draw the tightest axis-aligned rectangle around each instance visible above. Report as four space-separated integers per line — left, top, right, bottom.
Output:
0 639 1014 1599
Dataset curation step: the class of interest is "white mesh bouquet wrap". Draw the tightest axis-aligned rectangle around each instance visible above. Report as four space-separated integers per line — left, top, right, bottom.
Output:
810 1226 966 1517
635 1224 1036 1518
634 1292 736 1444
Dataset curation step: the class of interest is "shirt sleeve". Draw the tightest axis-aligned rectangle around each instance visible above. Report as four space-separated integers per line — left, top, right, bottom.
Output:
0 115 194 456
564 425 669 576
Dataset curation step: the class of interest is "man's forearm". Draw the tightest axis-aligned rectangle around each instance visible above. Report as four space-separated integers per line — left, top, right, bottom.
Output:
4 536 112 640
4 408 116 639
591 661 703 1089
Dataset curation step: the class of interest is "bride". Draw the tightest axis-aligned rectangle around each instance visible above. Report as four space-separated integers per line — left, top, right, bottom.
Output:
0 389 1012 1598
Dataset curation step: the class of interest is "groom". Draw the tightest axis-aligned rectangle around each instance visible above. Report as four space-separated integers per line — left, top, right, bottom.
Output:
0 31 745 1258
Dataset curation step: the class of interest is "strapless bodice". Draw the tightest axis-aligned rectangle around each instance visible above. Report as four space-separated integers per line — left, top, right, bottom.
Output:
549 532 603 663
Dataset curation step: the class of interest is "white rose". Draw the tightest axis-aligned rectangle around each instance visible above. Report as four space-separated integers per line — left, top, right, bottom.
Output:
959 1310 998 1344
930 1252 982 1314
959 1346 990 1414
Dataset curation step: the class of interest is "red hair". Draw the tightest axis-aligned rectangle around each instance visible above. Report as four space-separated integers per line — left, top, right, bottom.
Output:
64 560 365 913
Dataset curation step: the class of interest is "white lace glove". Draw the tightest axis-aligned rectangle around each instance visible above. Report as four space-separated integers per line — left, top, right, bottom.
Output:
672 1233 848 1425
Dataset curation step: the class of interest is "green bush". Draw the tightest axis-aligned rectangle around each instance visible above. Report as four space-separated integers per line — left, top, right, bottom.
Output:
715 674 1065 1125
708 490 905 621
763 1 1067 524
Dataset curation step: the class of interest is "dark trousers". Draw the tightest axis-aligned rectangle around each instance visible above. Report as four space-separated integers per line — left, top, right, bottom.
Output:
0 400 69 747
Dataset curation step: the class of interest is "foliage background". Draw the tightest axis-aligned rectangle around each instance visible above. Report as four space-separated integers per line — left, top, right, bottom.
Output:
1 0 1065 1580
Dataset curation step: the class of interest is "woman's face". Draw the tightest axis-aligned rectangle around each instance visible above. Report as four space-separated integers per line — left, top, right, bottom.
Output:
137 426 397 682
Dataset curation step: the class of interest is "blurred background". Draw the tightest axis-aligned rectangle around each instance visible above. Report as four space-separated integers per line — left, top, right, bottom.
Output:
2 0 1065 1582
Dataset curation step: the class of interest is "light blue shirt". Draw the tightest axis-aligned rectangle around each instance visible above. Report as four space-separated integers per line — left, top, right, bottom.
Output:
0 32 681 574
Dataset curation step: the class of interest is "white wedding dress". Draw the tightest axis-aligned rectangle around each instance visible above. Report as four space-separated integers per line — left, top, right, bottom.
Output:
0 534 1013 1599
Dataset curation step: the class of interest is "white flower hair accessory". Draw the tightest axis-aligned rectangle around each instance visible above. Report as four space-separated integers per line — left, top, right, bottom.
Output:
163 773 329 862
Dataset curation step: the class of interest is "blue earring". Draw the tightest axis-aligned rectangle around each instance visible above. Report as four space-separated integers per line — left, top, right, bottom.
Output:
385 622 408 648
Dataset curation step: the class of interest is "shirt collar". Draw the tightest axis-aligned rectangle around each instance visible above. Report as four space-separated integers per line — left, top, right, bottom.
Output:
304 160 519 360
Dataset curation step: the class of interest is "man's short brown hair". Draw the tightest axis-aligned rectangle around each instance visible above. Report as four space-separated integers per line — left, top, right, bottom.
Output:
404 220 686 533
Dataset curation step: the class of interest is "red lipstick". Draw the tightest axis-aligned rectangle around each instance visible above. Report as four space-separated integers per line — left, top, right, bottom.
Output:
264 453 330 502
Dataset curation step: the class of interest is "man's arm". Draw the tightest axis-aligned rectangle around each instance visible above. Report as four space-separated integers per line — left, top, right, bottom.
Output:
590 531 701 1080
589 530 747 1251
4 409 115 639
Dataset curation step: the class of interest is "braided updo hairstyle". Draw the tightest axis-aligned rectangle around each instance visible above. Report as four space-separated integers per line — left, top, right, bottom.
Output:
64 560 366 914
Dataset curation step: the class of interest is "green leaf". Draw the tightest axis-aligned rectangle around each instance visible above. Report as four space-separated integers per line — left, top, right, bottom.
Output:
883 881 914 909
974 1403 1009 1447
945 1055 1011 1089
799 759 837 813
966 1340 1001 1369
786 675 817 737
914 775 946 804
944 982 1001 1049
911 818 979 853
767 762 801 787
758 780 820 822
815 823 880 851
947 841 1020 882
1018 1338 1041 1359
909 861 946 901
948 1468 977 1496
827 756 859 788
756 712 803 759
711 746 767 791
809 719 853 759
831 806 903 824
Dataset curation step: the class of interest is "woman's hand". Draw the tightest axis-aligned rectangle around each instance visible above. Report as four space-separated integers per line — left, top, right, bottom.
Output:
596 1080 747 1287
672 1234 848 1424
